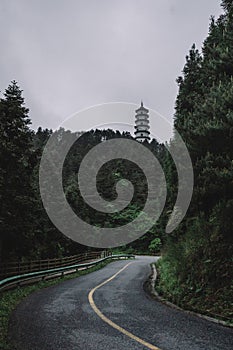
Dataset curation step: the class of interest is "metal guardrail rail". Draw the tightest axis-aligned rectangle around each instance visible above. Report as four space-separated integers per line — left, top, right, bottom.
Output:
0 254 135 292
0 251 108 279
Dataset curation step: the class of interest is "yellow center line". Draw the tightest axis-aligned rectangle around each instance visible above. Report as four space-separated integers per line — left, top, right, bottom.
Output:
88 261 161 350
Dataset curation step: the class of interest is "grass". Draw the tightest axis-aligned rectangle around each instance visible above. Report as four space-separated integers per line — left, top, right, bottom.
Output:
0 257 128 350
154 260 233 326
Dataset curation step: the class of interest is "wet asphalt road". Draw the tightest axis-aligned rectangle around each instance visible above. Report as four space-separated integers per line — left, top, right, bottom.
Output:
9 256 233 350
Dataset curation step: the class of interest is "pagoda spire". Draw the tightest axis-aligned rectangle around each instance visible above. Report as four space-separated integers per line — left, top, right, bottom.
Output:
134 102 150 142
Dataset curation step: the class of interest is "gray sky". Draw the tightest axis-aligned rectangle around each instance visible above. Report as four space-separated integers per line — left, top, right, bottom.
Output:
0 0 223 135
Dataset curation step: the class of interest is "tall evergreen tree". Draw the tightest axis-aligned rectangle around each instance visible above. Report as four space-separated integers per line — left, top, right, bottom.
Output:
157 0 233 319
0 81 35 261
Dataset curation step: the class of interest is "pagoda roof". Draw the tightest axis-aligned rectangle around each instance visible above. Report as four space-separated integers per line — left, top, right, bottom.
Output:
135 101 149 113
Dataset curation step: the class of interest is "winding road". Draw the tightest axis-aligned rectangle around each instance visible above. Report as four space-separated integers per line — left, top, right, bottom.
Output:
9 256 233 350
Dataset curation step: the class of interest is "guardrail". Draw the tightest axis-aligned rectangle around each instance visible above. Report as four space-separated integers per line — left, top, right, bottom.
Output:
0 251 109 279
0 254 135 292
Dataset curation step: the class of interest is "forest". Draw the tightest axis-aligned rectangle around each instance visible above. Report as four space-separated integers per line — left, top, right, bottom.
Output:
0 0 232 320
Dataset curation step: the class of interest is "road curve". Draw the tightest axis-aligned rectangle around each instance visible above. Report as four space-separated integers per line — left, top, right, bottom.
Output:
9 256 233 350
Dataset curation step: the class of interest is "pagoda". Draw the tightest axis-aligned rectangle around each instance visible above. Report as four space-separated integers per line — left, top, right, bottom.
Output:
134 101 150 142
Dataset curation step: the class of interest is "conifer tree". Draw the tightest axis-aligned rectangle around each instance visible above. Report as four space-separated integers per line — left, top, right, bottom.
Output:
157 0 233 316
0 81 35 261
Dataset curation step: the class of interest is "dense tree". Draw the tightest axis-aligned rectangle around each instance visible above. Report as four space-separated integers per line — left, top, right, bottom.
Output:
157 0 233 319
0 81 36 261
0 96 163 262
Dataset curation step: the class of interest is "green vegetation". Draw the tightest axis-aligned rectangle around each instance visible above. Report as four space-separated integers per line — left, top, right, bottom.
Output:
0 82 162 263
0 0 233 329
156 0 233 322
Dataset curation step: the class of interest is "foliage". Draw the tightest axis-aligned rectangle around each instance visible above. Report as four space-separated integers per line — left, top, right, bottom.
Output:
0 85 163 262
157 0 233 320
149 238 162 254
1 1 233 322
0 81 36 261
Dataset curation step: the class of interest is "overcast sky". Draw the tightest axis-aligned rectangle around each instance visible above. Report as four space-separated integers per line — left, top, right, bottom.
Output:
0 0 223 135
